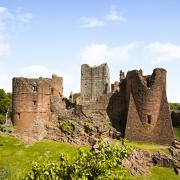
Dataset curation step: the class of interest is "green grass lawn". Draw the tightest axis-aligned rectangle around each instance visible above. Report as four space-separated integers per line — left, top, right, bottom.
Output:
126 141 170 154
132 167 180 180
0 132 87 179
173 127 180 140
0 132 179 180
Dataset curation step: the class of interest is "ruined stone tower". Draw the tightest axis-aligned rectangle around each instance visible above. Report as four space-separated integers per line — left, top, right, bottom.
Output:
12 74 63 133
81 63 110 103
124 68 174 145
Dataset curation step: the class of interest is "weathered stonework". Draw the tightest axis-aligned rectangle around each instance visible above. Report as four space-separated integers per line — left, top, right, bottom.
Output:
11 63 174 145
81 63 110 104
124 69 174 145
12 74 64 134
80 65 174 145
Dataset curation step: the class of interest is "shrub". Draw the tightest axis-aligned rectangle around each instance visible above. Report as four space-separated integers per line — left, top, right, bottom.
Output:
59 121 75 133
84 122 94 134
24 139 132 179
0 114 5 124
0 124 15 133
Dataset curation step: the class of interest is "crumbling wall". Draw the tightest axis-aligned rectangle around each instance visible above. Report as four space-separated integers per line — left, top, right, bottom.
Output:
124 69 174 145
107 79 127 133
81 63 110 104
12 75 64 134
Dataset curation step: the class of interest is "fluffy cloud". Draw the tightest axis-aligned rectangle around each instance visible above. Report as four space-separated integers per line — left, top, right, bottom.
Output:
15 8 33 29
80 17 105 28
19 65 73 86
0 73 12 92
81 5 126 28
145 42 180 63
0 6 33 58
80 42 138 65
80 41 180 65
106 6 126 22
19 65 51 77
0 7 11 57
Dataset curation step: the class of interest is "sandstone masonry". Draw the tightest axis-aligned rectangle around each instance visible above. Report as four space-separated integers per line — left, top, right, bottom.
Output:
81 63 110 103
12 63 174 145
12 74 64 134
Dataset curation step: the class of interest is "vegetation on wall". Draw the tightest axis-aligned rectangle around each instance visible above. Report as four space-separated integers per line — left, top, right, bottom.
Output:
59 121 75 133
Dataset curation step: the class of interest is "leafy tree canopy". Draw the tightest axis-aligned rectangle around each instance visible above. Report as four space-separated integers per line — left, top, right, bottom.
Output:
0 89 12 124
169 103 180 110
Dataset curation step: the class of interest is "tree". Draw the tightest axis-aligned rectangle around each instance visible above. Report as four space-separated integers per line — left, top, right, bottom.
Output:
0 89 12 124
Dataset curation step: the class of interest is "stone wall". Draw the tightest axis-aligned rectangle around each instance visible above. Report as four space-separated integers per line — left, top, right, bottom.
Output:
11 63 174 145
80 65 174 145
124 69 174 145
12 74 64 133
81 63 110 104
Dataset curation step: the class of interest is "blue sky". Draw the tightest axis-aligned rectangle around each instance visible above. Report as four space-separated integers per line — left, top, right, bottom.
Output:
0 0 180 102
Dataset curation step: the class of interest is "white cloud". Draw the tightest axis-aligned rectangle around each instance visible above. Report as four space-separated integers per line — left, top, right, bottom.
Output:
145 42 180 63
0 73 12 92
0 42 10 57
106 6 126 22
15 8 33 29
0 6 33 58
80 5 126 28
0 7 12 57
0 65 73 95
18 65 73 96
19 65 51 77
19 65 73 86
80 42 138 65
80 17 105 28
80 41 180 66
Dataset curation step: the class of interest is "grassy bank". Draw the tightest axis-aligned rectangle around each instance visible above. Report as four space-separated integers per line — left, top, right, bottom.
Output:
173 127 180 140
0 132 179 179
127 141 170 154
0 133 85 179
133 167 180 180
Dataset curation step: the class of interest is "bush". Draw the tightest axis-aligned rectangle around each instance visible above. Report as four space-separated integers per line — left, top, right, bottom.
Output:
59 121 75 133
24 139 132 179
0 124 14 133
0 89 12 120
0 114 5 124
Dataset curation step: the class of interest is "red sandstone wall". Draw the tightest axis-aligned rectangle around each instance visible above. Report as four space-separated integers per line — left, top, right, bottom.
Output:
12 75 63 132
124 69 174 145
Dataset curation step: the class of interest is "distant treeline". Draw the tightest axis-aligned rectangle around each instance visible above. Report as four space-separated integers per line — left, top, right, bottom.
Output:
169 103 180 111
0 89 12 124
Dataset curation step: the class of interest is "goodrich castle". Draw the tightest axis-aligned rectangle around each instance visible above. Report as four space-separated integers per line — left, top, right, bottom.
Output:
12 63 174 145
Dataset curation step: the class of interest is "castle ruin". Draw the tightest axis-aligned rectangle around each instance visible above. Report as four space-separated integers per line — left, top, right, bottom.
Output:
81 63 110 103
12 74 64 136
124 69 174 144
12 63 174 145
